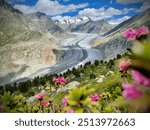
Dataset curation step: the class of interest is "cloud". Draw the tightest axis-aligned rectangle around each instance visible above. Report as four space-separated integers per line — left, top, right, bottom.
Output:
122 8 139 14
108 16 131 25
52 15 73 22
77 6 148 21
78 7 122 21
51 5 145 24
51 5 143 25
14 0 89 15
52 7 134 22
116 0 150 4
116 0 150 12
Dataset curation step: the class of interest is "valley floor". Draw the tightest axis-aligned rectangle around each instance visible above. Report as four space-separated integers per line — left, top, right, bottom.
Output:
0 33 103 86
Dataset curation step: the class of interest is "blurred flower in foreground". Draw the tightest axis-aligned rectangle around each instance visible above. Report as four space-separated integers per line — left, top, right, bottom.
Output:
122 26 150 112
123 28 137 40
132 70 150 87
122 83 144 100
136 26 149 38
123 26 149 40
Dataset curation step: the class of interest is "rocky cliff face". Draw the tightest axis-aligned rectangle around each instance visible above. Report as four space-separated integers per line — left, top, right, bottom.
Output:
95 37 131 61
0 0 61 85
27 12 62 34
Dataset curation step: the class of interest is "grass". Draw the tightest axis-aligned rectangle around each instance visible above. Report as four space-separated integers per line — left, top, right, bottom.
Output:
0 53 131 113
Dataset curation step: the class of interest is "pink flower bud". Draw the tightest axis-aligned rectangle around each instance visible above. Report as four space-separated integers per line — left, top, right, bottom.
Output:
119 59 131 72
40 101 48 107
59 77 67 85
90 94 100 102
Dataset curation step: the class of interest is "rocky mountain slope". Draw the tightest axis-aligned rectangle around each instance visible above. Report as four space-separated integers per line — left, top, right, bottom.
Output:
27 12 62 34
0 0 62 46
94 8 150 60
103 8 150 36
56 17 113 34
0 0 40 46
0 0 61 85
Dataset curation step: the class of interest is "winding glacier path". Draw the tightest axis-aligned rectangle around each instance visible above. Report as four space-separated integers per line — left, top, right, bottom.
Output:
12 33 103 83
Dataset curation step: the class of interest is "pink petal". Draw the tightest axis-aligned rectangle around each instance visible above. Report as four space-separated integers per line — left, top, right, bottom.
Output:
132 70 150 87
122 83 144 100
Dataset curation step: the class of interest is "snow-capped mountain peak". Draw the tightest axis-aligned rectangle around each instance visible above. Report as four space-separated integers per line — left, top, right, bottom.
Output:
55 16 90 25
55 16 113 34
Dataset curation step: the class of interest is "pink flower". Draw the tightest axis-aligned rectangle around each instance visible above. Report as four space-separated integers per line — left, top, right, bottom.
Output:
123 26 149 40
123 28 137 40
59 77 67 85
62 97 68 106
122 83 144 100
52 77 67 85
40 101 48 107
132 70 150 87
119 59 131 72
65 110 74 113
90 94 100 102
52 77 59 83
35 93 45 99
136 26 149 37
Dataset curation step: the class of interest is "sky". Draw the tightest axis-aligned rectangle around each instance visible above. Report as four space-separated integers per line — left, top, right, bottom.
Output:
6 0 150 25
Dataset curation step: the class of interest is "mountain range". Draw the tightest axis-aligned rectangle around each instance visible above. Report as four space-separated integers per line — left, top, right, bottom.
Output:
55 17 113 34
0 0 150 85
0 0 63 47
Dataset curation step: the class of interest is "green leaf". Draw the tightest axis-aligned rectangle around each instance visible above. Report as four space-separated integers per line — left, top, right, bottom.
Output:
75 108 84 113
